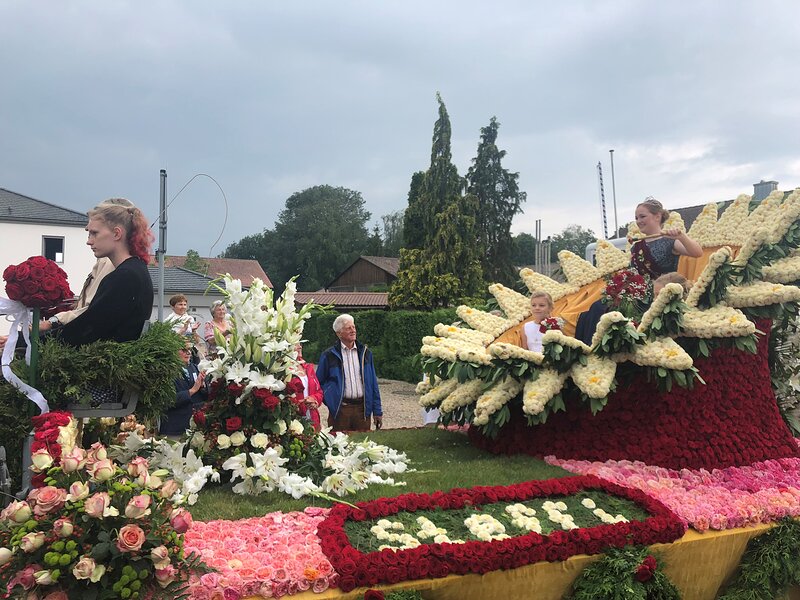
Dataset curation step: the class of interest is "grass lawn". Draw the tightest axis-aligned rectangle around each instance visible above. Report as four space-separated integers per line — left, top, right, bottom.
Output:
189 427 571 522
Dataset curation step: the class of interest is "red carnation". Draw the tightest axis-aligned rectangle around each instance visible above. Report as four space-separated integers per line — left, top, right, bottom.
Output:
226 417 242 432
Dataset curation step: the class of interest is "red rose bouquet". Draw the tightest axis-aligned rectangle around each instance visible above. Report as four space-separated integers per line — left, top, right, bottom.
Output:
600 268 651 320
539 317 564 334
3 256 74 317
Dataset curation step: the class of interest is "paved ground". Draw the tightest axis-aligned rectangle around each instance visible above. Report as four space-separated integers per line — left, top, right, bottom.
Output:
317 378 425 430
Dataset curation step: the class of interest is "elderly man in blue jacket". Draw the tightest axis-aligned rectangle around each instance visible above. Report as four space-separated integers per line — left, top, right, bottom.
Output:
316 314 383 432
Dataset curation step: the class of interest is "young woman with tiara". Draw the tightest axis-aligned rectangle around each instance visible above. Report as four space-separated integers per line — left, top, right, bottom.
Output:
57 200 155 347
630 197 703 279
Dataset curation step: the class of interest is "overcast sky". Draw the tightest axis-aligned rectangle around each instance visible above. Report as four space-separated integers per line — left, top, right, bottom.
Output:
2 1 800 258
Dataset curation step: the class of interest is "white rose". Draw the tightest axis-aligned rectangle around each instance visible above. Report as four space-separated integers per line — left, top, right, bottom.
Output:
216 434 231 449
230 431 246 447
289 420 304 436
250 432 270 449
277 420 287 435
190 432 205 449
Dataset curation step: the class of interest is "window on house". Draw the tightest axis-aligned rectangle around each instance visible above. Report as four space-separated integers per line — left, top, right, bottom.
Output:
43 236 65 263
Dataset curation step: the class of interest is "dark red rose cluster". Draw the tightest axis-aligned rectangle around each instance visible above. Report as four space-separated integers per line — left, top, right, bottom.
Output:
634 555 657 582
29 411 73 488
317 475 686 591
3 256 73 316
469 320 800 470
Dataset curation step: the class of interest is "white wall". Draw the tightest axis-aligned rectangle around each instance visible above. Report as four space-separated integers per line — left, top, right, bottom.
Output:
1 222 96 334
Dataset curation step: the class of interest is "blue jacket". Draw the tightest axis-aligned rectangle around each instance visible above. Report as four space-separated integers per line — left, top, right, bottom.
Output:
316 341 382 420
159 363 207 435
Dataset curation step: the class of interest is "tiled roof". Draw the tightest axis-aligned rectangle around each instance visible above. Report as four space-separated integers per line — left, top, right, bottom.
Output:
360 256 400 276
151 256 272 288
0 188 88 226
294 291 389 309
147 266 225 295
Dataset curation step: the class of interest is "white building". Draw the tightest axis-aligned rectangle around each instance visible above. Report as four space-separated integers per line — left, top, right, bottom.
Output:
0 188 96 334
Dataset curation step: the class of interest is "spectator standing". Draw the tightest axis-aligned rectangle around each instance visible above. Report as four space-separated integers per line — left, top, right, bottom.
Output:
316 314 383 432
203 300 231 357
295 343 323 431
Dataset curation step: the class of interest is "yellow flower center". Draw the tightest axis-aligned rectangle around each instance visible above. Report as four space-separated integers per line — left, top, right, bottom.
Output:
666 349 679 358
589 376 601 384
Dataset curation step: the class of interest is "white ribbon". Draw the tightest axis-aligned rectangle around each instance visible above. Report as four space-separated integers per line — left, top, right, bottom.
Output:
0 297 49 414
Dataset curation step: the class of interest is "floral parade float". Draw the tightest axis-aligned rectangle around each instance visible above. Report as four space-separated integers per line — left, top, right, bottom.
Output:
418 188 800 471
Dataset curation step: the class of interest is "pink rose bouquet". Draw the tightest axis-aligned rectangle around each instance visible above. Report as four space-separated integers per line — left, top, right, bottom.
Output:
0 439 209 598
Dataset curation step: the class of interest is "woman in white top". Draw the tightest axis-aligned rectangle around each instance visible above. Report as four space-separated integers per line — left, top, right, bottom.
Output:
520 291 554 353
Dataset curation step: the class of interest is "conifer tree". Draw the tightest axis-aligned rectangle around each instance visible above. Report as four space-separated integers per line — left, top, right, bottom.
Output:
467 117 526 286
389 94 484 309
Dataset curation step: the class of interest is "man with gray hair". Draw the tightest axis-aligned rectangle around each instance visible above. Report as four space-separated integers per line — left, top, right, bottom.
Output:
316 313 383 431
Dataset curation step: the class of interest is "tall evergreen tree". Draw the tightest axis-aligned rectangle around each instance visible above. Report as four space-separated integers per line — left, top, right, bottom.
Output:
389 94 484 309
402 171 426 249
467 117 526 286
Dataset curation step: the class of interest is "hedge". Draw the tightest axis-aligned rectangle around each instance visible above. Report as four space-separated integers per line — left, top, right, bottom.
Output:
303 308 457 383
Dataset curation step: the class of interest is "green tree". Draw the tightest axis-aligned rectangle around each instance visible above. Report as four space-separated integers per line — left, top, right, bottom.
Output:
183 249 209 274
272 185 371 292
381 209 405 257
549 224 597 262
365 225 384 256
466 117 526 286
511 232 537 266
389 94 484 309
220 230 277 279
402 171 426 249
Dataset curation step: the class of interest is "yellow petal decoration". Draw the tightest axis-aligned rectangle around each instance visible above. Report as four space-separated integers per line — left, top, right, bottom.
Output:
621 338 693 370
685 246 732 308
681 306 756 338
570 355 617 399
456 306 512 337
440 379 485 413
761 255 800 284
638 283 684 333
522 369 568 416
488 342 545 365
725 281 800 308
594 239 631 276
686 203 719 247
433 323 495 346
488 283 532 323
519 268 578 301
713 194 751 246
473 377 524 425
558 250 602 288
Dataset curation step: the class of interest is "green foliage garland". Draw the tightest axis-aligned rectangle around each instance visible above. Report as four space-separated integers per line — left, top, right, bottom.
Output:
718 518 800 600
569 545 680 600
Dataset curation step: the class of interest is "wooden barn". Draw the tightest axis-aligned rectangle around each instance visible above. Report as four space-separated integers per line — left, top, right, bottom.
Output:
326 256 399 292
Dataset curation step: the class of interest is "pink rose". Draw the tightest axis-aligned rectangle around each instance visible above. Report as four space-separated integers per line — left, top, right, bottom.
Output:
60 447 86 473
53 517 73 538
9 564 40 590
84 442 108 469
20 532 45 553
170 507 193 533
72 556 97 580
84 492 114 519
200 572 222 588
124 495 152 519
127 456 150 478
160 479 180 499
30 448 54 472
150 545 171 570
89 458 115 482
67 481 90 502
116 524 146 553
155 564 177 588
28 486 67 516
1 500 32 523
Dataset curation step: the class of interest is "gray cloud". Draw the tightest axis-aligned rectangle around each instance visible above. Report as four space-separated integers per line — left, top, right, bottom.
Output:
2 0 799 261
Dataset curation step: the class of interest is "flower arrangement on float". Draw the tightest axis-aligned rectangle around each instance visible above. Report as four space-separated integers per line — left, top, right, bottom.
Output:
0 439 205 599
171 275 408 499
600 268 651 320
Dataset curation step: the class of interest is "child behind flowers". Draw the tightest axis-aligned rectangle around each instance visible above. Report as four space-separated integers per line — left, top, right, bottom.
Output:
520 291 555 353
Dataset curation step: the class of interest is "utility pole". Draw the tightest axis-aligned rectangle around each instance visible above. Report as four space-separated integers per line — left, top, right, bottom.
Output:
609 149 618 237
157 169 167 321
597 161 609 239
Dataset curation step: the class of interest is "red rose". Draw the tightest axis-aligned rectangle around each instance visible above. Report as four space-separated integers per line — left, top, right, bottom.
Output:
41 277 58 292
226 417 242 432
29 266 45 281
22 280 38 295
2 265 17 281
5 282 23 300
634 555 657 582
28 256 49 268
193 410 206 427
227 383 244 397
253 388 280 410
14 263 31 281
44 262 59 275
364 590 385 600
286 377 304 395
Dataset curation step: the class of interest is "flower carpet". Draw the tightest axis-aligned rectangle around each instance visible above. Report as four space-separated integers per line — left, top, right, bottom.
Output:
546 452 800 532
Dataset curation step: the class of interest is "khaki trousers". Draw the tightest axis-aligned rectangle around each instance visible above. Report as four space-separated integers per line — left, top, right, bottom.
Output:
328 403 370 432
